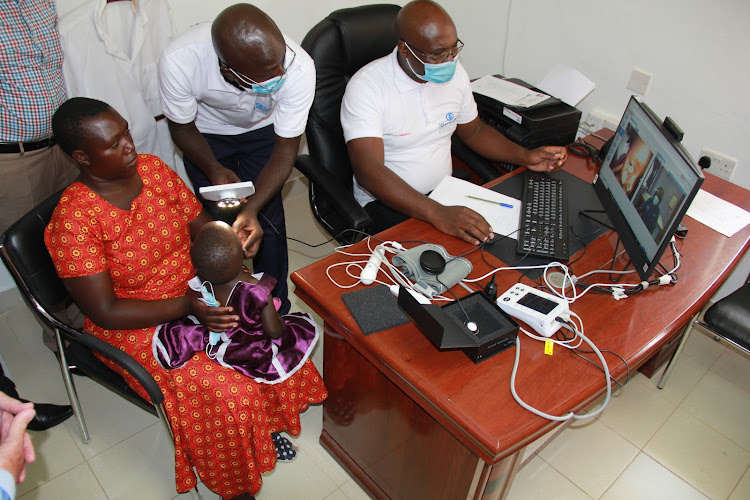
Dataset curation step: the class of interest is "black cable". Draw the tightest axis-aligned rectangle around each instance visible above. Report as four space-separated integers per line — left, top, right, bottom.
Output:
436 275 472 325
260 212 375 248
258 212 434 250
567 139 603 164
554 324 630 386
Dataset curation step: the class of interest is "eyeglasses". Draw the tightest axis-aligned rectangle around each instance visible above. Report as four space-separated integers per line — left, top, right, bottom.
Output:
401 39 464 64
219 45 296 91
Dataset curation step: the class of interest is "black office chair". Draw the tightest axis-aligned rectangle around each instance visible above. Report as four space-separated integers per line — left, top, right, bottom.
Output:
296 4 503 246
657 273 750 389
0 190 175 444
295 4 399 245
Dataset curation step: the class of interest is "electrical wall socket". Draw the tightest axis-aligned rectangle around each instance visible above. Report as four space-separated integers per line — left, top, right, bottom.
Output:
585 109 619 132
700 147 738 180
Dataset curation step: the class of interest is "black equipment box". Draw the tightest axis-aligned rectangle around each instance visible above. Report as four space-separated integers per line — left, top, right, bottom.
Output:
474 76 582 149
398 287 519 364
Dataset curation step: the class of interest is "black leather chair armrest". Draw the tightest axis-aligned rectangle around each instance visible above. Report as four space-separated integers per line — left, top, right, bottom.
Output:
295 154 371 230
51 317 164 406
451 135 504 183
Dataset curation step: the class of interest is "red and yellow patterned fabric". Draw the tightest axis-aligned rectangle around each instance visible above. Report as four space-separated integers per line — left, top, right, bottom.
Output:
45 155 327 497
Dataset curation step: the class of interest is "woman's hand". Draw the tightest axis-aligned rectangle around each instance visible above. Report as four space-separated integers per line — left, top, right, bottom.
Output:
188 290 239 332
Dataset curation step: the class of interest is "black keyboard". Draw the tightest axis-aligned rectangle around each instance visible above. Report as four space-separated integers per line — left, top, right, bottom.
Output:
517 172 570 261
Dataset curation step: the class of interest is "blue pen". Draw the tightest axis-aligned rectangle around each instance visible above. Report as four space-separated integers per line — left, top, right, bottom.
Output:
466 195 513 208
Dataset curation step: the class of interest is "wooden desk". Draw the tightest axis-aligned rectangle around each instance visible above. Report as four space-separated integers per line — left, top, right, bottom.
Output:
291 142 750 500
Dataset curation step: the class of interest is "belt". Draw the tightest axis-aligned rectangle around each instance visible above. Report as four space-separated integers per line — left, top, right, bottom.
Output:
0 137 56 154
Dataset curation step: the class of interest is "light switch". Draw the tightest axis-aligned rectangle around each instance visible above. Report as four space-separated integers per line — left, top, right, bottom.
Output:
627 68 652 95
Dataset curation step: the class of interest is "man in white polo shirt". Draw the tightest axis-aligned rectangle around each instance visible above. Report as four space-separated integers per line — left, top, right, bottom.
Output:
341 0 568 246
159 3 315 313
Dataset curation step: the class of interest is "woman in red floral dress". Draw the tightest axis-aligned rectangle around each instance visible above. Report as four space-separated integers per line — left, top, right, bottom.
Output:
44 98 326 500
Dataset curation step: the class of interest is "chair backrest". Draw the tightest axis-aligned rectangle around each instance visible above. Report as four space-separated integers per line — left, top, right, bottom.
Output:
301 4 401 188
0 189 69 317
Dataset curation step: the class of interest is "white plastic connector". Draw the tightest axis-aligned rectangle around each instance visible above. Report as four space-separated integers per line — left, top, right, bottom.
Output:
658 275 672 286
389 284 430 304
360 245 386 285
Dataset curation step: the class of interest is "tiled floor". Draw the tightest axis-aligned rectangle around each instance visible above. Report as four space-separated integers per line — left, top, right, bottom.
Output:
2 187 750 499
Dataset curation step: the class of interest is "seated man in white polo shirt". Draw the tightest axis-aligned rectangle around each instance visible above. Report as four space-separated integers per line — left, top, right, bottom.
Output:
159 3 315 313
341 0 568 246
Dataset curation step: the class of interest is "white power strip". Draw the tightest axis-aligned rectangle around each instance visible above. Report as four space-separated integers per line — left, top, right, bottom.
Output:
497 284 569 337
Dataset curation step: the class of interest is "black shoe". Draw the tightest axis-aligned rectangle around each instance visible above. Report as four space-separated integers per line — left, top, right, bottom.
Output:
25 402 74 431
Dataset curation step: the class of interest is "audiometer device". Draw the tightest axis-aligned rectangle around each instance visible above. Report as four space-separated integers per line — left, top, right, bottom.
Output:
496 284 569 337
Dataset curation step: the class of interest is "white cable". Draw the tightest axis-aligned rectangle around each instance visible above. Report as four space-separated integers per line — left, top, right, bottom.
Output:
510 322 611 421
521 327 582 349
462 261 569 283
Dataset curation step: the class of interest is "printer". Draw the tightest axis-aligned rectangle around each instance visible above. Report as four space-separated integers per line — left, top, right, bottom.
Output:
473 77 581 149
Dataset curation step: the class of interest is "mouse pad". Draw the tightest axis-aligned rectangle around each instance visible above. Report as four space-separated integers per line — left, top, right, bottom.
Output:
341 285 410 335
486 170 608 280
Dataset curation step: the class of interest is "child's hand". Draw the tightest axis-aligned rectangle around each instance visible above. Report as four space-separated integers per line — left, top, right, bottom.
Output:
260 294 284 339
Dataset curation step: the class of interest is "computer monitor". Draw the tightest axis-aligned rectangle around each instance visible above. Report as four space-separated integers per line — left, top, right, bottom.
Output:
592 96 704 280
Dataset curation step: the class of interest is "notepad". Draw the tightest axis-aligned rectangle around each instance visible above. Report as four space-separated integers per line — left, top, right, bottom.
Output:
686 189 750 237
429 176 521 239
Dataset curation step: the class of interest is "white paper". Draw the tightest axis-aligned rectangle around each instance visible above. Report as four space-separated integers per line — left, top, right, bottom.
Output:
537 64 596 107
686 189 750 237
428 176 520 239
470 75 549 108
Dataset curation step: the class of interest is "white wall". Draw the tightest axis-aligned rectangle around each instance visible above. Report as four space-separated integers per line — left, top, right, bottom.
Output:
501 0 750 295
505 0 750 189
53 0 749 191
3 0 746 294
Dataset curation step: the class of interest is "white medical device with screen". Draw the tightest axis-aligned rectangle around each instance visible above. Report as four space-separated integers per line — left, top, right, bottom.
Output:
497 284 569 337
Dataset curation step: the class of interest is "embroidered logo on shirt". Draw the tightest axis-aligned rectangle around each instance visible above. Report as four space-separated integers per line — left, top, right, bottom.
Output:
254 103 270 111
383 132 411 137
438 112 457 130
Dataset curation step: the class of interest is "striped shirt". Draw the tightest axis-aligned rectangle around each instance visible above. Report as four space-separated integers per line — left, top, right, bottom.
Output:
0 0 65 143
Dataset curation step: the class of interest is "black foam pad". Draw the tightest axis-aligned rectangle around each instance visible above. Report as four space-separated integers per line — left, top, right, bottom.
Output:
341 285 410 335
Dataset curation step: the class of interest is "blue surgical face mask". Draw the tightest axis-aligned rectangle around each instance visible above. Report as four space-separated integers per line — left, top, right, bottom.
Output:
404 43 458 84
420 60 457 84
251 74 286 94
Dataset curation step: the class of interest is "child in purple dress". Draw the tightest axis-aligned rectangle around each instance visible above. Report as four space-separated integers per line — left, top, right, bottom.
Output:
152 221 319 385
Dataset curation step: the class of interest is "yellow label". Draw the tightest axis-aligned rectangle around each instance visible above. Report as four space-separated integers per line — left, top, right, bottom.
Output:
544 339 554 356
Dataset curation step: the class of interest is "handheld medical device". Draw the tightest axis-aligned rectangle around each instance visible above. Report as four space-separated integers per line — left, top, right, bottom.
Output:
496 284 569 337
199 181 255 208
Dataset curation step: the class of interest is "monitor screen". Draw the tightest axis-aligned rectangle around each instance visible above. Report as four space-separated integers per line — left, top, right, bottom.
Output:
593 96 704 280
